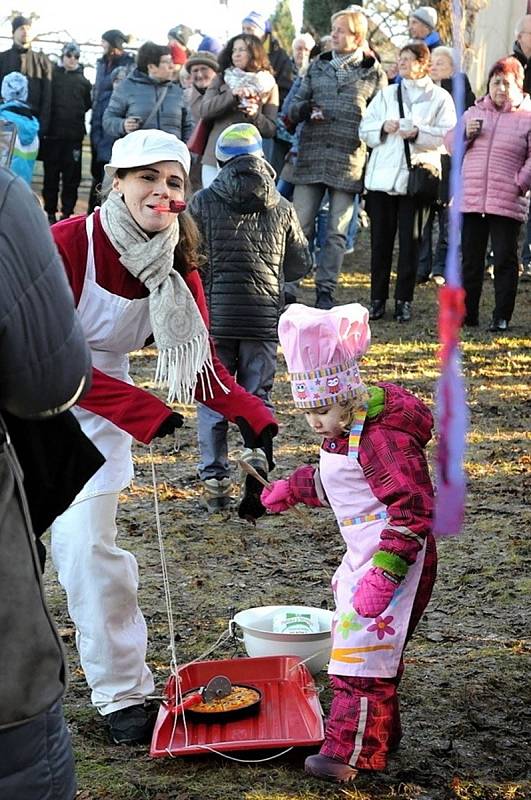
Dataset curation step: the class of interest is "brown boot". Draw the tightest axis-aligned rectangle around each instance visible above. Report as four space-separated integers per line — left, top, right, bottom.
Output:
304 754 358 783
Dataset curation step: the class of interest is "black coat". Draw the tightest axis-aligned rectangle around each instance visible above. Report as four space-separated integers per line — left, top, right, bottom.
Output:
189 155 311 341
266 36 293 106
46 64 92 141
512 42 531 95
0 168 100 732
0 44 53 134
439 74 476 203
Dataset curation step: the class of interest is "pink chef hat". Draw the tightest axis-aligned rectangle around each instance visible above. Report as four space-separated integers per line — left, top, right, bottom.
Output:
278 303 371 409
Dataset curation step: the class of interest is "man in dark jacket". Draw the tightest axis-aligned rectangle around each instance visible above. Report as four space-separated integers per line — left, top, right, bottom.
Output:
41 42 91 223
0 167 94 800
189 123 311 514
88 29 134 212
513 14 531 280
0 15 52 135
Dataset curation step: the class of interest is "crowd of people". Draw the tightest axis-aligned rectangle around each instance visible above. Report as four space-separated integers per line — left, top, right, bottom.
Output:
1 5 530 798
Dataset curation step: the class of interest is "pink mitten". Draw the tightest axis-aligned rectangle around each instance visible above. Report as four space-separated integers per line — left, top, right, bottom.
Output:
353 567 401 618
261 480 292 513
261 465 323 514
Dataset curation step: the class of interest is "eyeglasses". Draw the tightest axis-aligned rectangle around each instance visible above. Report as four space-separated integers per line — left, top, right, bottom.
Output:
64 52 79 59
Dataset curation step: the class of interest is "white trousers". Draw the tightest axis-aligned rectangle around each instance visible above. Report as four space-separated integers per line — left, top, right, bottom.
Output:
51 493 155 715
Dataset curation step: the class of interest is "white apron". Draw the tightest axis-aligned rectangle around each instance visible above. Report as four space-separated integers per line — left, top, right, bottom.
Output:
71 214 153 502
320 445 426 678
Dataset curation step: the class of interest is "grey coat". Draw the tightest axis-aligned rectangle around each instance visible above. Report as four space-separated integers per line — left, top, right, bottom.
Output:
103 68 192 141
0 169 92 730
199 74 278 167
288 51 387 193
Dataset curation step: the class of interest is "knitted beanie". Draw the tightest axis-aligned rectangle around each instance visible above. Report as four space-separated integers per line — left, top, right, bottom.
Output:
411 6 438 31
242 11 267 35
101 29 128 50
1 71 28 103
215 123 263 164
11 16 31 34
198 35 222 55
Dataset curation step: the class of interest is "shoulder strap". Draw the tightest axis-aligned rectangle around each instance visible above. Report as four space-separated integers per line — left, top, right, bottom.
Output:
397 83 412 170
141 85 169 129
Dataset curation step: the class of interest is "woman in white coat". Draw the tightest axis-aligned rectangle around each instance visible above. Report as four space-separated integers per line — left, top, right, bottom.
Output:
359 43 456 322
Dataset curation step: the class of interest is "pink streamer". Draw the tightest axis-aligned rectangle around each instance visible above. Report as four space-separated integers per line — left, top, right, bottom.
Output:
433 0 469 536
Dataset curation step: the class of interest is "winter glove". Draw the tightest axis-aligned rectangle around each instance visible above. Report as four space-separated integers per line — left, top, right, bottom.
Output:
238 472 267 523
235 418 276 471
261 479 291 513
261 465 322 513
353 567 402 618
153 412 184 439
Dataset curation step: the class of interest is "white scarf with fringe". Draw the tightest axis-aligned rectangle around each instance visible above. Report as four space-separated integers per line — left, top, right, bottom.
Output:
100 190 223 404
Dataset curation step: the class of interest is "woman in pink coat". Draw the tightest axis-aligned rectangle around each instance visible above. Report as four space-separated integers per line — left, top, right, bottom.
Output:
445 56 531 331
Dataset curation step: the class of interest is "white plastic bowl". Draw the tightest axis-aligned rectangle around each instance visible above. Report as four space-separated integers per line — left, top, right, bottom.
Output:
230 605 334 675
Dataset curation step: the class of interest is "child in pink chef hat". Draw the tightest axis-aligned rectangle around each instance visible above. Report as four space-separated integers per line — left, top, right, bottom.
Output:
262 302 438 783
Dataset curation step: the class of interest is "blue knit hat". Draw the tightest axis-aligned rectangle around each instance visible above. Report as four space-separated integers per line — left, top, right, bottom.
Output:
242 11 267 35
215 123 264 164
198 35 222 55
1 71 28 103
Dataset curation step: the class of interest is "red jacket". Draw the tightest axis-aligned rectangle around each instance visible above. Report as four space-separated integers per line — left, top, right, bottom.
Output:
52 211 278 444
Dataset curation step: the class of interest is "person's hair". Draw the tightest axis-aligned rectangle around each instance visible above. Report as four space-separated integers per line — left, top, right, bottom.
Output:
400 41 431 74
431 45 455 67
218 33 271 74
136 42 171 74
99 167 205 275
487 56 524 91
330 8 368 42
291 32 315 55
302 387 370 431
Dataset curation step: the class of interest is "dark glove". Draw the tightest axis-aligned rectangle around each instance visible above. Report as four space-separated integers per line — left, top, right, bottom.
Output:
238 472 267 523
153 412 184 439
235 417 276 471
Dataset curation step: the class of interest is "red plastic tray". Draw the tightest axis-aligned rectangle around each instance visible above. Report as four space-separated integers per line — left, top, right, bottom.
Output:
150 655 324 758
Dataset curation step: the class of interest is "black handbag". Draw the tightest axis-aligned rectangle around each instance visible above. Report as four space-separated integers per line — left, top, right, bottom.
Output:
397 83 440 202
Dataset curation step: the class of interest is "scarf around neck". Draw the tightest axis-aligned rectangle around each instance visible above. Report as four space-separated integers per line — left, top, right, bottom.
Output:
100 190 225 404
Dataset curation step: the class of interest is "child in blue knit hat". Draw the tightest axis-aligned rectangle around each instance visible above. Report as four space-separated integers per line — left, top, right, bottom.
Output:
0 71 39 183
189 122 312 516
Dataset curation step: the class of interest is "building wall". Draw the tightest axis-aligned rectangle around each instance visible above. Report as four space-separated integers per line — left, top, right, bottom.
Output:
468 0 527 95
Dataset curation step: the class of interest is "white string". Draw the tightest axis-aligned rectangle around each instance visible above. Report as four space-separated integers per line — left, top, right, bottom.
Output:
150 450 297 764
149 445 178 675
191 745 294 762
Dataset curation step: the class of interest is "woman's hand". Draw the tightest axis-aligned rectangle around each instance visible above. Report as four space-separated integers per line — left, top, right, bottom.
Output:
398 126 419 140
382 119 399 134
466 119 482 139
242 96 259 117
124 116 142 134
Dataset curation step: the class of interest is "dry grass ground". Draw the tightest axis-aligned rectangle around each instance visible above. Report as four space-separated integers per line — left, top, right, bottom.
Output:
43 229 530 800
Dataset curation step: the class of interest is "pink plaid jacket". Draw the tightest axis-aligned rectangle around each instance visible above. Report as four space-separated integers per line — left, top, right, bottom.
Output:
297 383 434 565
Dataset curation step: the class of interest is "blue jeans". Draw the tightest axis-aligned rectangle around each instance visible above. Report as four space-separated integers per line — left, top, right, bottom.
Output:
293 184 356 292
197 338 277 480
418 203 449 279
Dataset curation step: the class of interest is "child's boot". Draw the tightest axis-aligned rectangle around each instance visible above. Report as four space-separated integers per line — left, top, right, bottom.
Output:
304 754 358 783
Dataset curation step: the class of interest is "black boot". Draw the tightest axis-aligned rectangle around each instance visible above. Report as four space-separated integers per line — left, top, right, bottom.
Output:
315 288 334 310
369 299 386 320
394 300 412 322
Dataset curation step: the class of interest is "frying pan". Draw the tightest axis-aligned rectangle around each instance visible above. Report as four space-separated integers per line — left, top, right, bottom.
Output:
174 681 262 723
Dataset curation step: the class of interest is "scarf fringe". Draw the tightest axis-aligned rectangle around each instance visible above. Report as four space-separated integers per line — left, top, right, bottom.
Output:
155 337 229 405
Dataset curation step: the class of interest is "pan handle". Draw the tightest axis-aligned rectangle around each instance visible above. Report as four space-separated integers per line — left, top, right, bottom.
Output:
171 691 204 716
